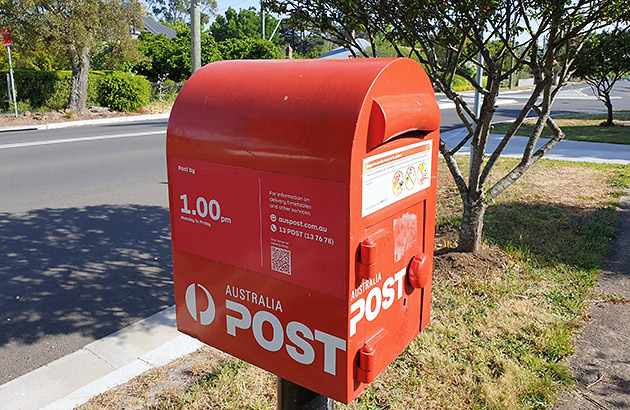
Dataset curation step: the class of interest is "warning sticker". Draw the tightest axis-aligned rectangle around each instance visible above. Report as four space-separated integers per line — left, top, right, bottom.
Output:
362 140 432 217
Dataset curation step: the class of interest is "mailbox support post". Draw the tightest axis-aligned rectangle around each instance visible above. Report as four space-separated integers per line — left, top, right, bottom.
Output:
277 378 334 410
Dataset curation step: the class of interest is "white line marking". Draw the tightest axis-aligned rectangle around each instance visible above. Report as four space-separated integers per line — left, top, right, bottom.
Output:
438 99 519 110
0 130 165 150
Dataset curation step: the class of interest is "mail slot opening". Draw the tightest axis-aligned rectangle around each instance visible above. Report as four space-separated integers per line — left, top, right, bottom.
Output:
367 130 430 152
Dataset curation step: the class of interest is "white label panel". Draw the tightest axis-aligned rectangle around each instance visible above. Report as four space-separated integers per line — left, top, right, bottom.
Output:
362 140 432 217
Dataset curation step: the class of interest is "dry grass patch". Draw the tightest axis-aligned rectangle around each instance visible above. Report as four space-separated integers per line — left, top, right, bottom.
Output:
80 157 629 410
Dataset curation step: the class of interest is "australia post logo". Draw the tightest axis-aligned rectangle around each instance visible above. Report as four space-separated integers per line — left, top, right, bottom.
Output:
185 283 216 325
182 283 347 376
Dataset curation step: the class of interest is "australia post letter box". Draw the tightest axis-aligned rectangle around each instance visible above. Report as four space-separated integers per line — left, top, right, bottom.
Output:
167 57 440 403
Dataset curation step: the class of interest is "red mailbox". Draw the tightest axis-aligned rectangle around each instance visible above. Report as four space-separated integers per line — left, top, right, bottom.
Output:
167 57 440 403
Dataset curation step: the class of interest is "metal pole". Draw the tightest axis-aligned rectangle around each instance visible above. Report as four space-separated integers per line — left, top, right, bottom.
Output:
261 5 266 40
277 377 334 410
7 45 17 117
7 73 12 105
509 37 515 89
190 0 201 74
473 52 483 120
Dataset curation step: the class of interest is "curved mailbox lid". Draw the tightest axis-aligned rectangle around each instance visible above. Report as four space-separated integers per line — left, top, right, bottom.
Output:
167 58 439 183
367 93 440 151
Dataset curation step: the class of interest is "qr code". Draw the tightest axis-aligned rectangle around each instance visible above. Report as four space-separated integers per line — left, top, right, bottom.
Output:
271 246 291 275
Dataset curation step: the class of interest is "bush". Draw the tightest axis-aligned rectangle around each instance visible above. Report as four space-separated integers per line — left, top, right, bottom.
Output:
149 80 184 104
217 38 282 60
97 71 151 112
0 70 107 110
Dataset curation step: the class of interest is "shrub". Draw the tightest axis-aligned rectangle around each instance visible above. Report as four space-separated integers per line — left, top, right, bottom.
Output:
217 38 282 60
96 71 151 112
0 70 107 111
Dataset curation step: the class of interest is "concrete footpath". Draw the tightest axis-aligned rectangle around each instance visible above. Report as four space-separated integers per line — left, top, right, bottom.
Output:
0 306 202 410
0 113 170 133
440 128 630 164
555 189 630 410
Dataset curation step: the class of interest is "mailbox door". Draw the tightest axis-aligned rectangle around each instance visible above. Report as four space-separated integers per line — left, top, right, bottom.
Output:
347 132 438 399
345 58 440 401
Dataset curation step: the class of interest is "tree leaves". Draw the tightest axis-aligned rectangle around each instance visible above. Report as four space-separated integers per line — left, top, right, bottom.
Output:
149 0 217 26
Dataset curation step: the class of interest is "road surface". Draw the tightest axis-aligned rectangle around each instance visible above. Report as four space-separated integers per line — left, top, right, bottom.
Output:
0 120 172 384
439 81 630 130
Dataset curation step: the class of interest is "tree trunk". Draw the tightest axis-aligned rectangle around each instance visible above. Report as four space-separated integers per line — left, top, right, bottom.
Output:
69 50 90 115
457 201 487 253
604 94 614 126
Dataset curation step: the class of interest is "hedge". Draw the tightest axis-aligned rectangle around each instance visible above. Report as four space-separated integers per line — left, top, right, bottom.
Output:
0 70 108 110
96 72 151 112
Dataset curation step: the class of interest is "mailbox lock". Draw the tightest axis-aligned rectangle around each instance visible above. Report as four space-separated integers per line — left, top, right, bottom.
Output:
407 253 430 289
357 238 377 280
357 343 376 384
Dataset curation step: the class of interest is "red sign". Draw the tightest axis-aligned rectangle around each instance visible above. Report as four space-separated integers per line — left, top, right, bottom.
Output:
172 253 349 400
2 29 12 46
169 157 348 299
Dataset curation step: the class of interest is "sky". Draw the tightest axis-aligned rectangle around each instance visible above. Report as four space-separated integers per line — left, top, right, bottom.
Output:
141 0 263 25
215 0 261 16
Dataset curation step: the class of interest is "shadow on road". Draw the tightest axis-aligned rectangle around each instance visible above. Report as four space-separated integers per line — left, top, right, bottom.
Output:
0 204 174 381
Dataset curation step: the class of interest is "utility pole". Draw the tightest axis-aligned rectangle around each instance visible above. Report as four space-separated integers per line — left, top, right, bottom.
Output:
261 2 266 40
191 0 201 74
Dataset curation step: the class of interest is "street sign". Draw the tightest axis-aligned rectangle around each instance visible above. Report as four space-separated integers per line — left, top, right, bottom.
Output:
3 28 17 117
2 29 12 46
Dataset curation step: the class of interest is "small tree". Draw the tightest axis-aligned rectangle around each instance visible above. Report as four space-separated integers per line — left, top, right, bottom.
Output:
0 0 143 114
210 7 282 44
265 0 630 253
217 37 282 59
573 31 630 126
148 0 217 26
136 23 222 82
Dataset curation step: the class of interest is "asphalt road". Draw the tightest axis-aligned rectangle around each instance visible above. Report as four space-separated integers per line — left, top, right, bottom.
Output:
0 120 172 384
440 81 630 130
0 80 629 385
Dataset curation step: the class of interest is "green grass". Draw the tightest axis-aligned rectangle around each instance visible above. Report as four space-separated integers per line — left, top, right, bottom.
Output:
342 159 629 410
491 112 630 145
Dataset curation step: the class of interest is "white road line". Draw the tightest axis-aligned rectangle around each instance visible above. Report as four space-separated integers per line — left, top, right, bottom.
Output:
438 101 456 109
438 99 519 110
0 130 165 150
576 87 590 97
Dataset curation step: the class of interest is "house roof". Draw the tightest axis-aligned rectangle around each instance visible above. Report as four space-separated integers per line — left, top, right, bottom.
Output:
317 39 371 59
141 16 177 40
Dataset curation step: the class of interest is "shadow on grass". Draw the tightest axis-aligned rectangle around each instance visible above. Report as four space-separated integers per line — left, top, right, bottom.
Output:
491 111 630 144
483 202 616 270
0 205 174 381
